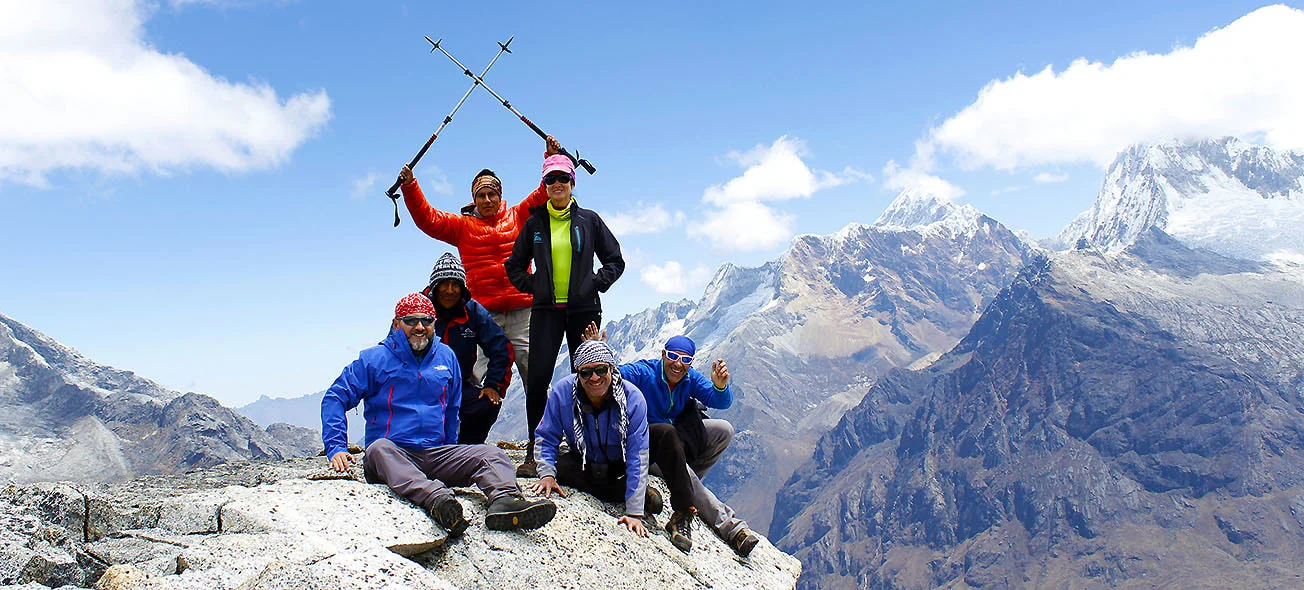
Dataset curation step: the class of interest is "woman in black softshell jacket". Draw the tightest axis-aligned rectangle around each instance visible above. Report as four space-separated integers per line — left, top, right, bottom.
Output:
505 153 624 476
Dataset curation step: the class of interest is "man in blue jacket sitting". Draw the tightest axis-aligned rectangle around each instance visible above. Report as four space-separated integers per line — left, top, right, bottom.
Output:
423 252 513 445
612 333 760 557
321 293 555 537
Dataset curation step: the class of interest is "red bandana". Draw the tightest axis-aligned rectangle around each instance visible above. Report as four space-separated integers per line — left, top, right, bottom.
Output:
394 293 435 319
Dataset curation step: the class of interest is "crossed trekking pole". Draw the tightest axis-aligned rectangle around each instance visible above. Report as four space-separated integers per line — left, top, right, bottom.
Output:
384 36 596 227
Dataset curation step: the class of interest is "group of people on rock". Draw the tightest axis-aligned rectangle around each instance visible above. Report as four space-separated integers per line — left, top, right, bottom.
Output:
319 137 760 557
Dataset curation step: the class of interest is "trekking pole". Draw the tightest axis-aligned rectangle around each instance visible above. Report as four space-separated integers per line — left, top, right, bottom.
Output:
426 36 597 175
384 36 514 227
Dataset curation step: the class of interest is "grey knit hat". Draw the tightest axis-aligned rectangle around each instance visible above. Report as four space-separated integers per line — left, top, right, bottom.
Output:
428 252 467 289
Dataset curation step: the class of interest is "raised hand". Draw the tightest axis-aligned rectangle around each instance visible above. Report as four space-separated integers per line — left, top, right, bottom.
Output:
711 359 730 389
582 321 607 342
545 135 562 157
398 165 414 185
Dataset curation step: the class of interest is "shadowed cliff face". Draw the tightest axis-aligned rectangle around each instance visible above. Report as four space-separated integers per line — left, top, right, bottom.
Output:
773 233 1304 588
0 313 318 484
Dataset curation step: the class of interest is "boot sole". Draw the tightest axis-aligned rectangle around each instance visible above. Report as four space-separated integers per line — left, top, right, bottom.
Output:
670 533 692 553
485 501 557 531
444 517 469 537
733 535 758 557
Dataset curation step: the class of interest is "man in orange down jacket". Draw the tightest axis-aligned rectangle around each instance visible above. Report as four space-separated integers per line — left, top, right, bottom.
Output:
398 136 560 440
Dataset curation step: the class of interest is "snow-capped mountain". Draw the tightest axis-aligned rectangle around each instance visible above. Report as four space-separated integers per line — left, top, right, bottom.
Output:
0 313 318 484
574 189 1034 533
1056 137 1304 262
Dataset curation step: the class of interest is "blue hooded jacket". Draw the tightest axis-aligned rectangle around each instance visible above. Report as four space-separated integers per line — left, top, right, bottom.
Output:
618 358 732 424
320 326 462 459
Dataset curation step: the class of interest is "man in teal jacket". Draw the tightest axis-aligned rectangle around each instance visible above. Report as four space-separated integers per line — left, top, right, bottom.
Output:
321 293 555 537
611 333 760 557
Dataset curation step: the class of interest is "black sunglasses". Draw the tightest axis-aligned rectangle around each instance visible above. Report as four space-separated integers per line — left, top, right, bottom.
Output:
399 316 435 327
577 365 611 380
544 172 573 185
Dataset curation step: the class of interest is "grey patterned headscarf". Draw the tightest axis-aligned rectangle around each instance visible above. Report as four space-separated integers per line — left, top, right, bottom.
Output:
571 340 628 466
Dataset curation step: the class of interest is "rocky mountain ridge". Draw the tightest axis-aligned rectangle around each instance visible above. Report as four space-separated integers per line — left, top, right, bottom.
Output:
0 313 318 484
772 230 1304 588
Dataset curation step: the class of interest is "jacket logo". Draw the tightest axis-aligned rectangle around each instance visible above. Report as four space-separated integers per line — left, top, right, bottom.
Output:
533 231 543 243
461 327 476 339
433 365 450 371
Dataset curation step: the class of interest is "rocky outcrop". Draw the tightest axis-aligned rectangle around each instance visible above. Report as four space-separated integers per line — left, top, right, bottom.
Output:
1 450 801 589
0 313 317 484
773 232 1304 588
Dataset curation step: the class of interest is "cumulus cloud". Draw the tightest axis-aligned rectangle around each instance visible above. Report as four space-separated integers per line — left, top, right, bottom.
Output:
0 0 331 187
926 4 1304 171
1033 172 1069 184
604 203 686 236
640 261 714 295
882 141 965 200
689 136 869 252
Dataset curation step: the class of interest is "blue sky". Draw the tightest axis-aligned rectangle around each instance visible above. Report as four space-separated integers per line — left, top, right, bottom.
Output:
3 0 1301 406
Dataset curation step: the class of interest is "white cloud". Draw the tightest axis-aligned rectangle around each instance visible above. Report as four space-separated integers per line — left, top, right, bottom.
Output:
640 261 714 295
689 136 869 252
990 185 1025 196
604 203 686 236
350 173 379 200
927 5 1304 171
690 201 795 251
1033 172 1069 184
0 0 331 187
881 159 964 202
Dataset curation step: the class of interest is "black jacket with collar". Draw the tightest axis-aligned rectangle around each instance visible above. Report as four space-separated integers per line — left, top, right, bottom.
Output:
505 200 624 313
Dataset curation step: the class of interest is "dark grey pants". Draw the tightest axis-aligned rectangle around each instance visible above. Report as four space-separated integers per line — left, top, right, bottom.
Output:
648 419 748 539
364 438 519 510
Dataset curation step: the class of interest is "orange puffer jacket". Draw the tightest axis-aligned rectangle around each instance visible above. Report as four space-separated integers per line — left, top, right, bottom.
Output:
402 178 548 313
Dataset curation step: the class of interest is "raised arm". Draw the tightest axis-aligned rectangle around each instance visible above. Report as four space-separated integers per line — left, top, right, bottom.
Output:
399 166 467 246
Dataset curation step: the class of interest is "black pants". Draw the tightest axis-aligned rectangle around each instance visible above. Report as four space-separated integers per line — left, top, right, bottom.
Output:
649 424 695 512
554 451 625 503
458 388 502 445
526 307 601 442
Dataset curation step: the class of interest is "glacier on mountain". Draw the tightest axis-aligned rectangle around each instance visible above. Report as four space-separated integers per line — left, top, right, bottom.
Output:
1057 137 1304 262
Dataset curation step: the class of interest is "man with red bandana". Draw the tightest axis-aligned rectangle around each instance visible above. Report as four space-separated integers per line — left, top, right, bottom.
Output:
320 293 556 537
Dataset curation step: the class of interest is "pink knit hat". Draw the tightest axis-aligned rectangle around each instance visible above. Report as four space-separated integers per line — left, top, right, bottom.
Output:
542 154 575 179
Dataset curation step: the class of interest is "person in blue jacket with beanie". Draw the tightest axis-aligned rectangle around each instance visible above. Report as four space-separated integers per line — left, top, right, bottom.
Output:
321 293 555 537
423 252 513 445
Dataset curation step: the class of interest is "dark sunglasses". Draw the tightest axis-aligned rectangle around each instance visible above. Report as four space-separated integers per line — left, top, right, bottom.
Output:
399 316 435 327
577 365 611 380
544 172 573 185
665 350 693 365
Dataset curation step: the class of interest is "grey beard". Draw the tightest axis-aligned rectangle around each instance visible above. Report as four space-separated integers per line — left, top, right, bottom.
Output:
408 335 431 353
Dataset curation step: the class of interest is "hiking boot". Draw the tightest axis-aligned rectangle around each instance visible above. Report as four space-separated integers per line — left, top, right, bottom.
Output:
516 439 538 478
485 495 557 531
429 496 469 537
729 527 760 558
645 486 664 516
665 507 695 553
